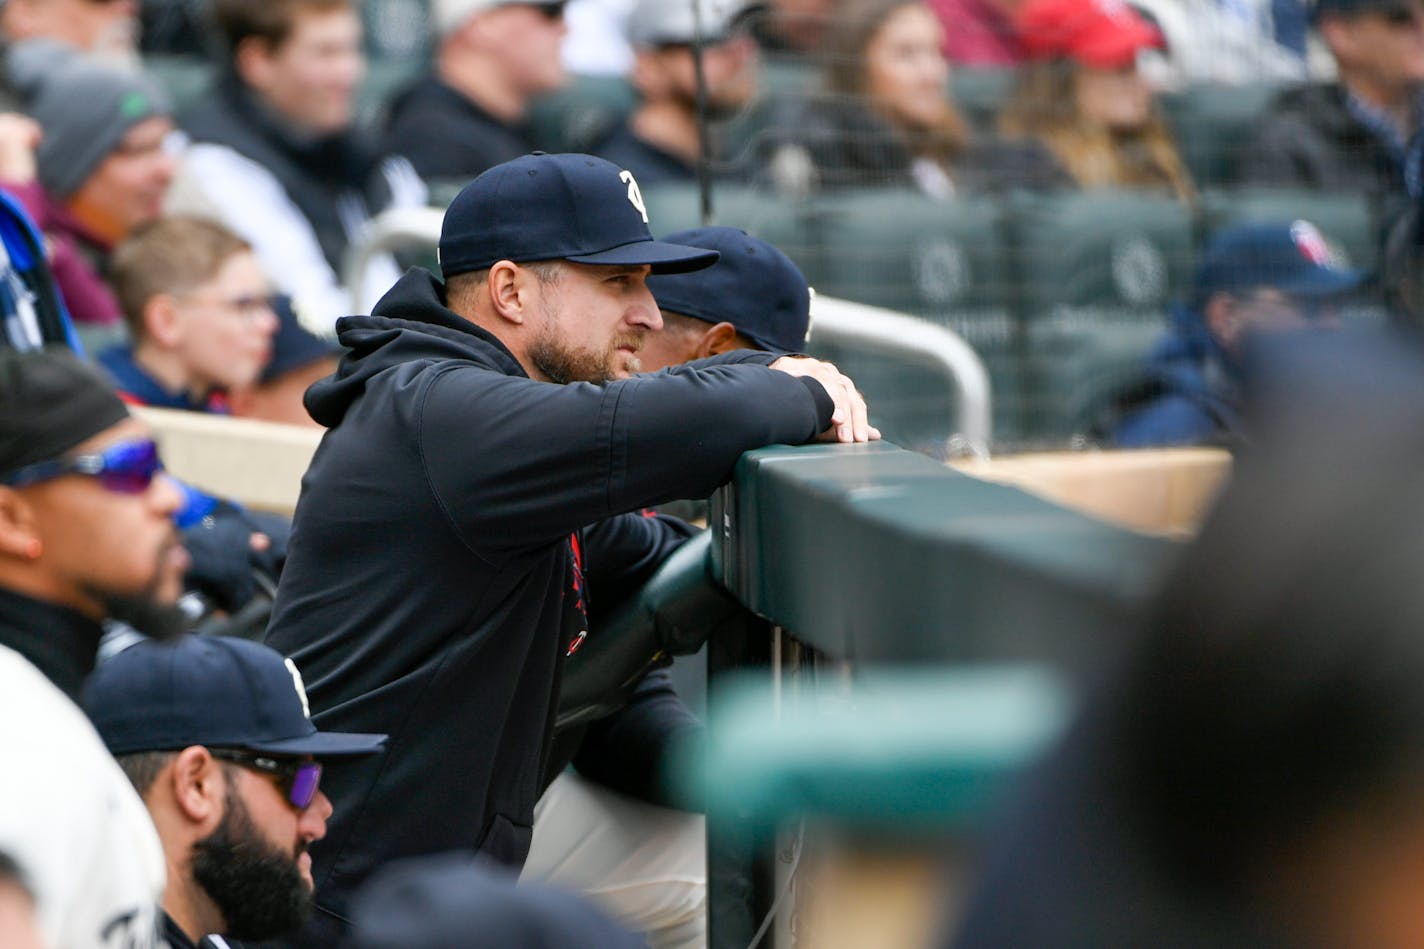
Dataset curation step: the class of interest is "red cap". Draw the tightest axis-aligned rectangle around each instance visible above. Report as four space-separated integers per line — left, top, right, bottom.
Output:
1015 0 1164 69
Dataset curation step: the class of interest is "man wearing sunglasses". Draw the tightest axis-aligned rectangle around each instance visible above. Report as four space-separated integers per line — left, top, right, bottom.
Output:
83 635 386 949
383 0 570 181
1238 0 1424 206
0 348 192 949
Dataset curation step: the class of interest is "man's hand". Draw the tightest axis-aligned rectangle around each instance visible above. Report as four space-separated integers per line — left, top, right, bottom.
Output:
770 356 881 443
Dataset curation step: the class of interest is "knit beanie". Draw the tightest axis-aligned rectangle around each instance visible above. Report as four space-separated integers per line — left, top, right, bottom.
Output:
15 43 172 200
0 347 128 478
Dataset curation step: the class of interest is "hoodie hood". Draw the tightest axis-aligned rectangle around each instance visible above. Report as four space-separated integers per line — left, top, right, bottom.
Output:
304 269 527 428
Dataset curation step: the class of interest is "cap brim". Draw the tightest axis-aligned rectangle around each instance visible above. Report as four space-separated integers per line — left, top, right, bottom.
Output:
245 729 388 758
567 240 720 275
1279 266 1367 298
1078 23 1165 68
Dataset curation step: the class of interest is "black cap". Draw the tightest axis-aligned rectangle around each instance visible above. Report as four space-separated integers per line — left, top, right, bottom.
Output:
0 347 128 479
84 636 387 758
646 226 811 354
350 852 645 949
1312 0 1413 21
438 152 720 279
263 296 341 383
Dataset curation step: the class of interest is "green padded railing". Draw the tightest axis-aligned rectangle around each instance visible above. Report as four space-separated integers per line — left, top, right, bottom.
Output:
709 442 1180 673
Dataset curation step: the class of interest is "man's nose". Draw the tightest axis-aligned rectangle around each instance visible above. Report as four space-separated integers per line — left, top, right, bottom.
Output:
301 789 334 841
630 289 663 331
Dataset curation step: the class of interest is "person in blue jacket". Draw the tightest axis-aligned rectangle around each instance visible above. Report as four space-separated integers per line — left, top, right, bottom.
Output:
262 153 875 946
1110 219 1365 448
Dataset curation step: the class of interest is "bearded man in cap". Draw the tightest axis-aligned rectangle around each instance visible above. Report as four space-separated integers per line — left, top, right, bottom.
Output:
0 347 190 949
84 636 387 949
263 152 875 945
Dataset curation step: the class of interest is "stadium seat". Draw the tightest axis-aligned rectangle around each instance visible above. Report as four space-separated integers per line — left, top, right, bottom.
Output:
528 74 637 154
800 189 1023 447
950 68 1015 134
145 55 213 119
355 57 422 128
1157 82 1284 189
1006 189 1195 440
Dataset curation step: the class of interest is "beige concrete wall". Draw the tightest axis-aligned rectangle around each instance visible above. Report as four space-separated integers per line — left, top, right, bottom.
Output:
953 448 1232 537
133 407 319 516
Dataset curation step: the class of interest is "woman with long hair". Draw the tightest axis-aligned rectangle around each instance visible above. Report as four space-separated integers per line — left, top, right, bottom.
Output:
764 0 1066 195
998 0 1196 202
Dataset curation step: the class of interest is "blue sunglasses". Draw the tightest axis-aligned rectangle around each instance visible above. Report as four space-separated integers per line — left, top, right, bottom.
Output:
0 439 164 494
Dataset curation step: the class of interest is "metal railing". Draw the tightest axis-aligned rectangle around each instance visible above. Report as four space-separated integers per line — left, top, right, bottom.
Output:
345 207 993 456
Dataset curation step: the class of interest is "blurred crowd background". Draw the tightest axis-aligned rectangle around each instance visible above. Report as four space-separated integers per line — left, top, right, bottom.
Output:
5 0 1418 455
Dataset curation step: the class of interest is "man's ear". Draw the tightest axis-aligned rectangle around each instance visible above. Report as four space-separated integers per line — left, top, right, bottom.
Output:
0 488 40 563
1316 16 1357 61
142 294 183 349
486 261 533 326
1204 292 1241 350
233 36 277 91
168 746 226 828
698 322 745 358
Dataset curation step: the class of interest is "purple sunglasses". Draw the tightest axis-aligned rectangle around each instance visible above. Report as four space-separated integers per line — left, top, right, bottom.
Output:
210 749 323 810
0 438 163 494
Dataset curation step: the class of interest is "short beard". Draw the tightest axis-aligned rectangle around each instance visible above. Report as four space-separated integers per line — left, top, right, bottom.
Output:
99 593 190 642
190 782 313 941
528 300 643 384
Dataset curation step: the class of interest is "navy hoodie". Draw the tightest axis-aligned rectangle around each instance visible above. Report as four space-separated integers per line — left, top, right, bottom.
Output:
263 269 833 941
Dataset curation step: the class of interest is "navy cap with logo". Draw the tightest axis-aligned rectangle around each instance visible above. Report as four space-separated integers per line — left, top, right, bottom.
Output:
1193 220 1365 303
645 226 811 354
438 152 720 279
83 635 387 758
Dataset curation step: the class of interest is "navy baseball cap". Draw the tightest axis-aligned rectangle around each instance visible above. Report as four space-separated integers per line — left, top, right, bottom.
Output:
1312 0 1415 21
83 635 387 758
646 226 811 354
438 153 720 279
1193 220 1365 302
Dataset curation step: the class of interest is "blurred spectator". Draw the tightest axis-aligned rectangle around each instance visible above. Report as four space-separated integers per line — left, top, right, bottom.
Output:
748 0 834 53
928 0 1028 65
83 635 386 947
562 0 636 75
168 0 426 331
764 0 1068 196
227 299 341 428
1235 0 1424 206
1131 0 1309 85
0 52 175 344
0 349 184 949
0 853 41 949
353 852 643 949
954 328 1424 949
593 0 757 187
999 0 1195 202
383 0 569 182
101 216 279 413
1104 220 1363 448
639 225 811 371
0 0 140 66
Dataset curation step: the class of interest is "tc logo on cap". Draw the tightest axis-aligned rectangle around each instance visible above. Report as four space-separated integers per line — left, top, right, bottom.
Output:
285 657 312 719
620 170 649 225
1290 220 1333 267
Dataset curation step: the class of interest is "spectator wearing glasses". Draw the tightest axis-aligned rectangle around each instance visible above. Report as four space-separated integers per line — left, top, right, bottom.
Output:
0 50 174 347
592 0 757 188
1238 0 1424 204
1103 220 1364 448
0 348 188 949
83 635 386 948
99 216 279 414
383 0 569 183
168 0 426 331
